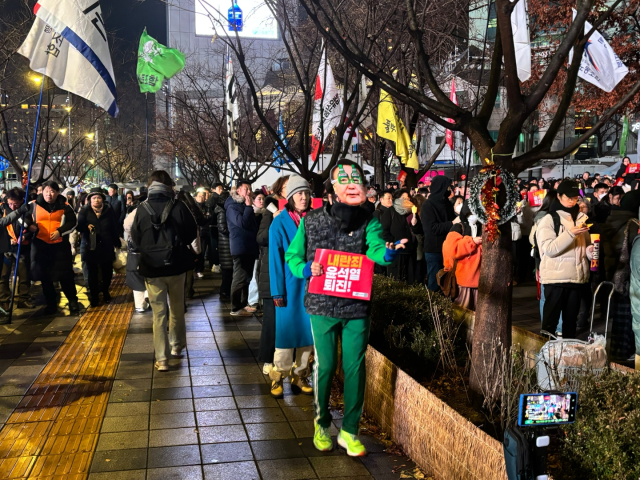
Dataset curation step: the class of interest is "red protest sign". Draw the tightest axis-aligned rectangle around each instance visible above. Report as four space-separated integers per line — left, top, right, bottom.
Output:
614 177 625 186
626 164 640 174
527 189 547 207
308 249 374 300
397 170 407 184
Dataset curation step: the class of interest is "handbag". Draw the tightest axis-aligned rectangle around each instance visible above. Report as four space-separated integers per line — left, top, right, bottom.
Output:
437 258 459 298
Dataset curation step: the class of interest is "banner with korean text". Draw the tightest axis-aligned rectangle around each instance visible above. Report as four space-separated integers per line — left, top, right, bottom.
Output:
308 249 374 300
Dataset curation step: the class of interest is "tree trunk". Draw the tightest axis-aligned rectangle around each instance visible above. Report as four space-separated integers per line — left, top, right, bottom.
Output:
469 220 513 394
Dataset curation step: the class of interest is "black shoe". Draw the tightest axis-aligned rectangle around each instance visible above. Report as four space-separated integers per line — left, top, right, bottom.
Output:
17 300 36 309
103 293 112 303
43 304 57 315
69 300 80 314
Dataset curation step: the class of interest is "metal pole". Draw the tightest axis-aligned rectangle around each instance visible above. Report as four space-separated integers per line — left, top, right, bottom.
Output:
4 74 45 325
145 93 149 171
562 116 566 178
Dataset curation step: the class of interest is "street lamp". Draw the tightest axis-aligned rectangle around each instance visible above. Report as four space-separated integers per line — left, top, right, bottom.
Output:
30 76 42 85
86 133 94 140
59 128 67 134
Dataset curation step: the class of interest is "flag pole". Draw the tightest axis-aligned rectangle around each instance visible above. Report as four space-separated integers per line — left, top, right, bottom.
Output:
145 93 149 171
3 74 45 326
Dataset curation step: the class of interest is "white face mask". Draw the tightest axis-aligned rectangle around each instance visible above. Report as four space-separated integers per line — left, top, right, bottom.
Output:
468 214 478 225
597 192 607 200
454 204 462 214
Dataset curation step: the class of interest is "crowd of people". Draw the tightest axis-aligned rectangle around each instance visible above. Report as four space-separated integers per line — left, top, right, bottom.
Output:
1 157 639 454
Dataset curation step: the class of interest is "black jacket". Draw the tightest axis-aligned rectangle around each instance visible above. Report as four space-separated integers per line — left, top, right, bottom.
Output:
380 203 422 254
77 203 120 263
421 176 455 253
131 193 198 278
0 203 33 255
215 202 233 270
256 197 277 299
224 195 259 258
196 201 214 237
106 195 123 223
373 205 388 222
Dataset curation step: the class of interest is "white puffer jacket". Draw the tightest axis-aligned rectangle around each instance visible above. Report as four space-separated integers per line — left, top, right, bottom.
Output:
537 210 592 284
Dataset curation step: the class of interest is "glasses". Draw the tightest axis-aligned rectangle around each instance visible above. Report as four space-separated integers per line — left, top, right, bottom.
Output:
331 165 363 185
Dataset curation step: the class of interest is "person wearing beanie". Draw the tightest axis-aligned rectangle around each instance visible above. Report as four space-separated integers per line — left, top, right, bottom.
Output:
537 179 594 339
285 160 406 456
267 174 314 398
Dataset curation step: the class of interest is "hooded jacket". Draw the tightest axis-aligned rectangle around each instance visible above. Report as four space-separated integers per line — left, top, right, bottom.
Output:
443 203 483 288
420 176 455 253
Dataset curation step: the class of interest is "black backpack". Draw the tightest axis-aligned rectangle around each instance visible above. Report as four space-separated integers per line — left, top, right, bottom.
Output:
504 426 534 480
137 200 182 269
533 211 561 261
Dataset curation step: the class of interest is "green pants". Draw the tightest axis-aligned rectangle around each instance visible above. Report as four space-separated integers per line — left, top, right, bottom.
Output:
310 315 370 435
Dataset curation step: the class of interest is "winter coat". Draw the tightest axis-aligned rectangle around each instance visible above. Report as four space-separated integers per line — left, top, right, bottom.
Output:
373 205 388 222
421 176 455 253
600 210 639 282
77 203 120 263
224 195 259 258
123 208 145 291
269 210 313 349
215 203 233 270
130 193 198 278
628 235 640 355
442 230 482 288
0 203 33 256
196 201 214 237
256 199 276 299
537 210 592 285
380 202 422 255
106 195 123 223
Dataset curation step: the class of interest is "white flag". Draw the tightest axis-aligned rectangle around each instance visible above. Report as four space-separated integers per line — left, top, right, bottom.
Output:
511 0 531 82
18 0 118 117
225 55 240 162
358 76 372 129
311 47 343 162
569 9 628 93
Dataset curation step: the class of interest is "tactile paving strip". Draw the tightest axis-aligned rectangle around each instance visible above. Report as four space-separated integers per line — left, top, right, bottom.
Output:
0 276 133 479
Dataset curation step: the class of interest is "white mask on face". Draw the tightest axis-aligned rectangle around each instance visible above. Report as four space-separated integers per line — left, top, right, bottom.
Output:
597 192 607 200
468 214 478 225
454 204 462 214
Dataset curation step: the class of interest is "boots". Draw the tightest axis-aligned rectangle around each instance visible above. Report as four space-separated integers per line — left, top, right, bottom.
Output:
290 373 313 395
269 370 284 399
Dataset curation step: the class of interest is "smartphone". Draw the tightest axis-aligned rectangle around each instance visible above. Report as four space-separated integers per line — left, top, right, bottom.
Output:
517 392 577 427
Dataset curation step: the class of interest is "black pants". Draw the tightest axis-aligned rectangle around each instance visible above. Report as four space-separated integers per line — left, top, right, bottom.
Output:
258 300 276 364
0 255 30 303
231 255 255 311
220 268 232 298
86 260 113 303
196 235 211 272
542 284 585 339
387 254 418 285
42 274 78 308
210 235 219 266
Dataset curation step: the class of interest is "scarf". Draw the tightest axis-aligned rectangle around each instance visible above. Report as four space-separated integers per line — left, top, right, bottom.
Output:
550 198 580 222
92 204 103 218
331 201 371 232
148 181 174 197
393 198 413 216
288 209 307 228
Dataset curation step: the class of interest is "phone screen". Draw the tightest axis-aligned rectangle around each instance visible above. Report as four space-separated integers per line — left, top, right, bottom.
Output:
518 392 577 427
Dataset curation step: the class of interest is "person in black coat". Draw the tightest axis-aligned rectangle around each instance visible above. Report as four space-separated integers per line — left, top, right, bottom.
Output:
380 189 423 284
77 188 121 307
215 192 233 300
420 176 460 291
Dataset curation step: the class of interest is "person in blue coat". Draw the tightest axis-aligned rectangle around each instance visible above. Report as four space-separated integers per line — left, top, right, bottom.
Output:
269 174 314 398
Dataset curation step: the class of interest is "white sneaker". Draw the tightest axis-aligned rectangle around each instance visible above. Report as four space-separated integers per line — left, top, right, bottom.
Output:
244 305 257 313
172 346 185 357
196 272 204 279
263 363 274 375
155 360 169 372
212 265 221 273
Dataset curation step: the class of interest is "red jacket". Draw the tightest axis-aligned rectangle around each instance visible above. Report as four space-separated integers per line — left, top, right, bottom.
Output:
442 231 482 288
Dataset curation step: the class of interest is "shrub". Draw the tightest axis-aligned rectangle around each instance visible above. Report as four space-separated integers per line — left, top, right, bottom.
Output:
561 369 640 479
369 275 458 368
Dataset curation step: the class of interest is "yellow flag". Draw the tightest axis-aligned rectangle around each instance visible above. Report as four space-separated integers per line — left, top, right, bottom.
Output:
377 90 398 143
377 90 419 170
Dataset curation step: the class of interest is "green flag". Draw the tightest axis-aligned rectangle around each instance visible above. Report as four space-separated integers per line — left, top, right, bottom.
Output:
137 28 186 93
620 115 629 158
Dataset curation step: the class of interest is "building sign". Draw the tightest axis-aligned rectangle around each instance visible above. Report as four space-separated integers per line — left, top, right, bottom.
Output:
195 0 278 40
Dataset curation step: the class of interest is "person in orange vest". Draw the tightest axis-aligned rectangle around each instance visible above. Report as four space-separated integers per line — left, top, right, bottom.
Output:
0 188 35 311
5 181 80 315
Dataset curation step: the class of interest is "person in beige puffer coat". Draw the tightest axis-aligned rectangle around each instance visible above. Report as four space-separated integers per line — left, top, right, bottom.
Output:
538 180 594 339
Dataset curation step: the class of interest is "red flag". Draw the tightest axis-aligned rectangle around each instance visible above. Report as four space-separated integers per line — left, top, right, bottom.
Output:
445 78 457 150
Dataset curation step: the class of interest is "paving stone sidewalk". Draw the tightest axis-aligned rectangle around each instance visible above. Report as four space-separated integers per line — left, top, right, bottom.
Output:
87 277 418 480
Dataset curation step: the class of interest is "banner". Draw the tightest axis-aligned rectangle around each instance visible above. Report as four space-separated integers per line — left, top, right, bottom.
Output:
272 114 289 172
620 116 629 158
137 28 185 93
308 249 374 300
511 0 531 82
445 78 457 151
311 47 343 161
377 90 418 170
18 0 118 116
225 55 239 162
626 163 639 174
569 9 628 93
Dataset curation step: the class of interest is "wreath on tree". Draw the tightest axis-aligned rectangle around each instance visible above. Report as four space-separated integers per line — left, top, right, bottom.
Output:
468 161 519 242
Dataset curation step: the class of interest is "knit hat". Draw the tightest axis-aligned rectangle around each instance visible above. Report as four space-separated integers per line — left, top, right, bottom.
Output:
557 179 580 198
86 187 106 202
286 174 311 200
